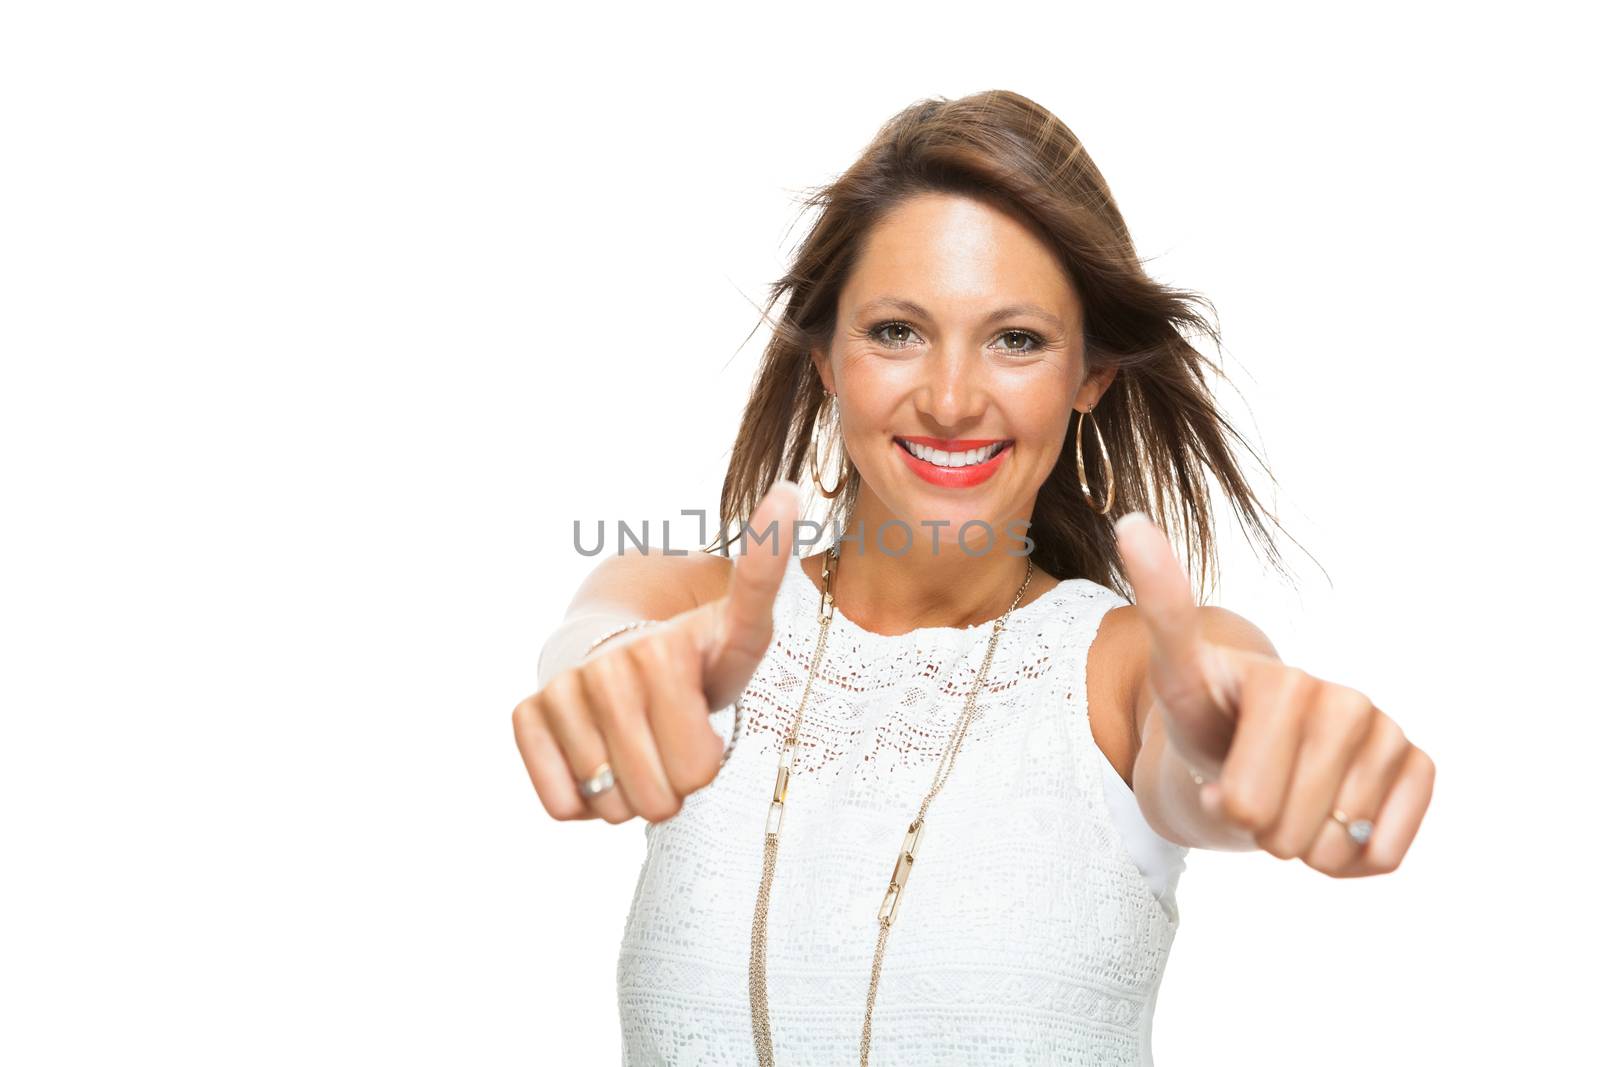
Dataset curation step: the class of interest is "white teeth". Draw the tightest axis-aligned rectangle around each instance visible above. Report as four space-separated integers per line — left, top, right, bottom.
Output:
903 441 1005 468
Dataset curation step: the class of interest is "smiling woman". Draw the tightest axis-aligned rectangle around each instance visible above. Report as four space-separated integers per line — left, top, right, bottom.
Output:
514 88 1435 1067
708 93 1309 602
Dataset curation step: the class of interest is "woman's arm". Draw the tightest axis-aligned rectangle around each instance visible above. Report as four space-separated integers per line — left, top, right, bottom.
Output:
1114 511 1435 875
535 550 732 687
1131 606 1278 851
515 482 801 826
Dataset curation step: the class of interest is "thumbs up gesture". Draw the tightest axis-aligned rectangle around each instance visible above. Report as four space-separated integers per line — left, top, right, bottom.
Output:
1112 511 1435 876
512 481 801 826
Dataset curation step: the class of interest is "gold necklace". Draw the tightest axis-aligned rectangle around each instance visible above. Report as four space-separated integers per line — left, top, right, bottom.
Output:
748 542 1035 1066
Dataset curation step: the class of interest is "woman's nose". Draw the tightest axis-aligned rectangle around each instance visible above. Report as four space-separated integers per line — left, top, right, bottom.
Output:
915 347 988 428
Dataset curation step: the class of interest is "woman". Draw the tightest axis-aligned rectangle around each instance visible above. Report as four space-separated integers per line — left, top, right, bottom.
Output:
513 90 1435 1065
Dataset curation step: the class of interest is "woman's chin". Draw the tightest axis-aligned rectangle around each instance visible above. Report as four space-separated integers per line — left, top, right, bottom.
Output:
857 485 1022 556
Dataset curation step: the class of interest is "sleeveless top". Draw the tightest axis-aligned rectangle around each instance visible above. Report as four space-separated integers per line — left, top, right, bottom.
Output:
615 550 1189 1065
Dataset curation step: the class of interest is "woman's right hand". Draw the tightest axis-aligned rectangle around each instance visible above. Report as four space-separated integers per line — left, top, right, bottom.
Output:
512 481 801 825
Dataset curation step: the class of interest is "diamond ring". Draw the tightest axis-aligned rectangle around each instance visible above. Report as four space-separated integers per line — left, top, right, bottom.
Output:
577 761 616 799
1329 807 1374 846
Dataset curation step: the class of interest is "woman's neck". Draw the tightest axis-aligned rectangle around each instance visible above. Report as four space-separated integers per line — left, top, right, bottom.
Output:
800 513 1058 636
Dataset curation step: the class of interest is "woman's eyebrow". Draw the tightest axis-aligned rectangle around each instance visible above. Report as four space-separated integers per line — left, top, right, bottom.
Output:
855 296 1064 330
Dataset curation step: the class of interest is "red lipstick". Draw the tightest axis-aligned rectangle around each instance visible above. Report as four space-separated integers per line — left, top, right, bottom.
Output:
892 436 1013 489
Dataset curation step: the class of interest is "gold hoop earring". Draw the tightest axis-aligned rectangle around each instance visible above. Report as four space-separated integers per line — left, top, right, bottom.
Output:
1074 406 1116 515
809 392 847 500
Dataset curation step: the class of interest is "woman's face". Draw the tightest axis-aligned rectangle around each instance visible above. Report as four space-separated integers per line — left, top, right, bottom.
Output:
812 191 1115 547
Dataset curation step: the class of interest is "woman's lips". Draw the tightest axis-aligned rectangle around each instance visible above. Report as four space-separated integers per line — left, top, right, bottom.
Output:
893 436 1013 488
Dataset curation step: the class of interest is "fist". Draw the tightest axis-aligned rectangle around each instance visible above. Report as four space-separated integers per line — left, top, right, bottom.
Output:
1113 510 1436 876
512 482 801 825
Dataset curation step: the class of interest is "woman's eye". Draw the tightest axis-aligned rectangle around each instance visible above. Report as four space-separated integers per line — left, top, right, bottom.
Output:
866 322 1042 354
997 329 1042 354
869 321 919 349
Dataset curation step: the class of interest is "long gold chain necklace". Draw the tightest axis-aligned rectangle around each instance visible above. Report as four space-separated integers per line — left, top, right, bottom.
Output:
748 542 1035 1066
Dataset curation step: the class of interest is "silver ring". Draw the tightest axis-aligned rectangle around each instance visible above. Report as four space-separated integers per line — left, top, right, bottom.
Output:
1330 807 1374 846
577 761 615 799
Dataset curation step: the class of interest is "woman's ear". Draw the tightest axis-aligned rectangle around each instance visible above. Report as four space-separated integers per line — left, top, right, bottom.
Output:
810 346 835 394
1075 364 1118 409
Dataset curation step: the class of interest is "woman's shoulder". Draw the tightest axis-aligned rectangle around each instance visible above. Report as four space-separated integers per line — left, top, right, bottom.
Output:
1025 568 1138 692
1078 596 1145 790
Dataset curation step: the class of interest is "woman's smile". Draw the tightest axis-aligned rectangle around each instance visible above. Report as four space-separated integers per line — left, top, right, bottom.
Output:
892 434 1015 487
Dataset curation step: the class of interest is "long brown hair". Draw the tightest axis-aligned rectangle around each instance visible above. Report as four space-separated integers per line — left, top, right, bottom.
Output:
706 89 1319 603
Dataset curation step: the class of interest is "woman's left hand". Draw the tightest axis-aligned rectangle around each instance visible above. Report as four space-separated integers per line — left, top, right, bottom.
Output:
1112 511 1435 877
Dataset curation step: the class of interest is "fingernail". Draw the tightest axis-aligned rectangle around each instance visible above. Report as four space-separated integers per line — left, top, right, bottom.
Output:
1114 511 1149 537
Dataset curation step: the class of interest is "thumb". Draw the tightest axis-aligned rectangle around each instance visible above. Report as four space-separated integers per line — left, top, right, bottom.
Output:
699 479 801 709
1113 510 1235 748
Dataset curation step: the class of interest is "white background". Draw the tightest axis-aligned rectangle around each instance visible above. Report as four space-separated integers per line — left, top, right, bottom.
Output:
3 2 1595 1063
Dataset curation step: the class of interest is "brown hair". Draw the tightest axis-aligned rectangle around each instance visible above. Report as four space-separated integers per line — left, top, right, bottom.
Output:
705 89 1320 603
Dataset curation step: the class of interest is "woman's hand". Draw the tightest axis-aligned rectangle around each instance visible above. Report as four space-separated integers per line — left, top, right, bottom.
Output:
1112 511 1435 876
512 482 801 826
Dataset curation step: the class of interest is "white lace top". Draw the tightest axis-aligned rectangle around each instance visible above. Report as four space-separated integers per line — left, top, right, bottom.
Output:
615 550 1189 1065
